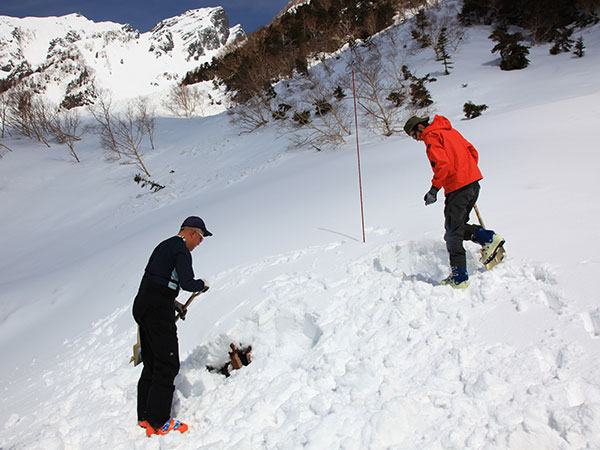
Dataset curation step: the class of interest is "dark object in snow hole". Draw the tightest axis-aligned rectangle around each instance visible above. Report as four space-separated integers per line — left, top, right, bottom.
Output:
206 343 252 377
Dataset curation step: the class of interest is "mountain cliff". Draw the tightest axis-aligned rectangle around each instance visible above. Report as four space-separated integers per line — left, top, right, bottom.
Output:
0 8 245 109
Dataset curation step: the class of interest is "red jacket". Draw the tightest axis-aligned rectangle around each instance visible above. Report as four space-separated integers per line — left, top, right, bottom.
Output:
420 115 482 194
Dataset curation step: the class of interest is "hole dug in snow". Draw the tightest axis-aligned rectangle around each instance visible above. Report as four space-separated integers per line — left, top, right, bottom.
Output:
206 343 253 378
176 340 252 399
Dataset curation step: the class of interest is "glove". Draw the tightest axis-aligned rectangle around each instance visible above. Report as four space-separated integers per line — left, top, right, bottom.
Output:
174 300 187 320
200 279 210 293
424 186 439 205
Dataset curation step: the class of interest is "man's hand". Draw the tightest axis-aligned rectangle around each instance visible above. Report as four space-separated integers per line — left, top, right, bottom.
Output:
174 300 187 320
424 186 439 206
200 279 210 293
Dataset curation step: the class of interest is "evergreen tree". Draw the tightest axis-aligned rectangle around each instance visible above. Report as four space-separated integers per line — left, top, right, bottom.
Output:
460 0 598 42
574 36 586 57
459 0 494 25
436 28 453 75
410 79 433 108
489 27 531 70
463 101 488 119
386 91 406 108
549 28 574 55
411 10 431 48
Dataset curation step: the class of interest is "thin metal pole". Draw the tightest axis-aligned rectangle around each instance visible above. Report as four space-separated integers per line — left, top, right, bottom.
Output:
352 69 366 243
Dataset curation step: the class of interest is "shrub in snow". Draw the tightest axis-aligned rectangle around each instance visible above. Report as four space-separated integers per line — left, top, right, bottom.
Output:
549 28 574 55
574 36 585 57
333 86 346 100
292 110 311 125
313 98 333 116
489 27 530 71
272 103 292 120
133 173 164 192
463 101 488 119
386 91 406 108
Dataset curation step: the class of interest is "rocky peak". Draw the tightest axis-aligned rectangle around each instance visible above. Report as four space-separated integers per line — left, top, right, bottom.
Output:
0 8 246 109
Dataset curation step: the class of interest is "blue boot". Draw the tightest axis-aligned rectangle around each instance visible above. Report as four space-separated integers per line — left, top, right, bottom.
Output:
441 267 469 289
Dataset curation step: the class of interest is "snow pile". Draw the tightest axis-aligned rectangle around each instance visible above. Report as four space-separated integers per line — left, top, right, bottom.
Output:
1 3 600 449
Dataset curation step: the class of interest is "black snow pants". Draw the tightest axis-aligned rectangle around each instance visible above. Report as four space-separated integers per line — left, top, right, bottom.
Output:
132 277 180 428
443 181 482 270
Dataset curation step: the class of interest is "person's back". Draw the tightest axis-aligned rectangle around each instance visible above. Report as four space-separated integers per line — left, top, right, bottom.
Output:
421 115 482 195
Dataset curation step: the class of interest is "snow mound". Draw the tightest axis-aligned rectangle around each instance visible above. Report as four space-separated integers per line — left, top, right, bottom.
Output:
4 238 599 449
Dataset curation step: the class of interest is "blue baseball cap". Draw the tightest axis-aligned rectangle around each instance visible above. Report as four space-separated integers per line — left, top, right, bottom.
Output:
181 216 212 236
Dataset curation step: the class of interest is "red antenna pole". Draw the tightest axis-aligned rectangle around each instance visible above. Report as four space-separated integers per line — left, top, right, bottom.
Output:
352 69 366 243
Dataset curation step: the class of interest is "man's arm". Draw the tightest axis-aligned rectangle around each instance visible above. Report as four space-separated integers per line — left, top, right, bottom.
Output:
174 250 208 292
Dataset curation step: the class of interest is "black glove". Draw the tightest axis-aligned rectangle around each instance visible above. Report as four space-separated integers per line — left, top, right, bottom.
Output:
174 300 187 320
424 186 439 205
200 279 210 293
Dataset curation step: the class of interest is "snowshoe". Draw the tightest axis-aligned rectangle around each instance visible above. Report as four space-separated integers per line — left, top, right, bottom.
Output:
146 419 189 437
480 232 505 269
483 245 505 270
440 267 469 289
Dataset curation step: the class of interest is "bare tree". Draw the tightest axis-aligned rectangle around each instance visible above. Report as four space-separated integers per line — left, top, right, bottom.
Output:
423 6 465 61
6 88 52 147
0 141 13 156
229 90 274 133
0 92 9 139
88 92 119 158
162 84 206 118
49 108 83 162
281 72 352 150
113 102 151 176
346 49 404 136
136 97 156 149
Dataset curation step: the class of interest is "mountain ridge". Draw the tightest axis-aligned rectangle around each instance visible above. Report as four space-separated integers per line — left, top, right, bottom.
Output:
0 7 245 108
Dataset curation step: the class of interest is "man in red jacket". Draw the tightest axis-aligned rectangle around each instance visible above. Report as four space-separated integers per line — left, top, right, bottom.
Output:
404 115 504 288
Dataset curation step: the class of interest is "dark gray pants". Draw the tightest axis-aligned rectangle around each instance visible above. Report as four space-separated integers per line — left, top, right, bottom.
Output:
443 181 482 270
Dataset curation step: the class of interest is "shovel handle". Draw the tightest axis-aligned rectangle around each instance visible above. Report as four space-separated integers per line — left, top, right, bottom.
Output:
175 291 201 322
473 204 486 229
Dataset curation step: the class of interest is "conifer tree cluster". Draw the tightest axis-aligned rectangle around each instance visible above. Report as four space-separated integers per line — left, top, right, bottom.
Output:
459 0 599 42
183 0 427 103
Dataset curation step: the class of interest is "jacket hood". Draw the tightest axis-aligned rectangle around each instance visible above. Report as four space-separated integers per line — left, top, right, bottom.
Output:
424 115 452 135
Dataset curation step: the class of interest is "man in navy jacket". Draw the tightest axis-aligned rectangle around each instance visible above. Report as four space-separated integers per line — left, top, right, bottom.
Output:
133 216 212 436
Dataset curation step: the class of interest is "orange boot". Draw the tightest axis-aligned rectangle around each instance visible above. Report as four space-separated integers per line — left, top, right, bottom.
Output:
146 419 189 437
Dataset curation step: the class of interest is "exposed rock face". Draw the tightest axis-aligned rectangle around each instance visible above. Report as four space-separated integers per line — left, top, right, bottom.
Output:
150 7 235 61
0 8 246 108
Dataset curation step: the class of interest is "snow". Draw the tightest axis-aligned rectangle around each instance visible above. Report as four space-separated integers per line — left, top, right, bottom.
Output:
0 8 241 108
1 4 600 449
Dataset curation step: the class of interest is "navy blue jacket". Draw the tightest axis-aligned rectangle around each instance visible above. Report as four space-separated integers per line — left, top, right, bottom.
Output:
143 235 206 293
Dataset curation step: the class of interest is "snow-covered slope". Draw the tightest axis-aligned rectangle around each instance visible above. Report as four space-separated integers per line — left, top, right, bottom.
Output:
1 4 600 449
0 8 244 109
